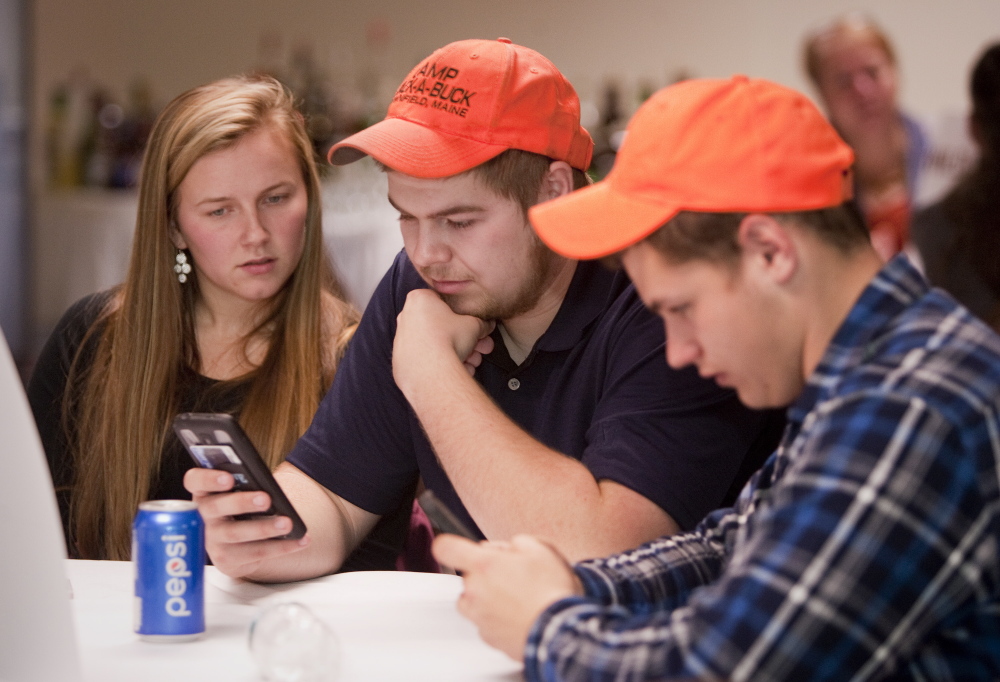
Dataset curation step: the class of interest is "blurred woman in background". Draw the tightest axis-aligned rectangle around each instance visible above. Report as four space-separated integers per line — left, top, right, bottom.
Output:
804 14 927 260
28 75 361 560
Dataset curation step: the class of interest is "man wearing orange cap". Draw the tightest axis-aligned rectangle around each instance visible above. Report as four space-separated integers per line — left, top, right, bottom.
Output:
434 76 1000 680
185 41 782 580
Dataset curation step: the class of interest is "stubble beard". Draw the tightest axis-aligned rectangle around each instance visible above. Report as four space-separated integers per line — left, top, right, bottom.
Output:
435 234 560 322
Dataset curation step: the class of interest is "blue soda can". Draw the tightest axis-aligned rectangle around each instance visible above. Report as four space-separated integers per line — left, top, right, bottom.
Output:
132 500 205 641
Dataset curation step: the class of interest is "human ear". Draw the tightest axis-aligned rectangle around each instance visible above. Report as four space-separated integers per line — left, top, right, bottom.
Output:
169 220 188 250
737 214 797 284
538 161 574 202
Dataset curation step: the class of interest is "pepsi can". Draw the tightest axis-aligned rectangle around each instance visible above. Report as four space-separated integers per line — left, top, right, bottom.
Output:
132 500 205 641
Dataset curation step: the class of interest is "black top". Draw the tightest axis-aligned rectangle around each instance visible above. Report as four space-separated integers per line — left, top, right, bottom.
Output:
911 201 1000 325
290 251 784 536
27 291 408 569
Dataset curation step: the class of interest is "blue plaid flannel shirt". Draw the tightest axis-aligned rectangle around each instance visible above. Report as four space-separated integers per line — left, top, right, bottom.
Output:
525 255 1000 681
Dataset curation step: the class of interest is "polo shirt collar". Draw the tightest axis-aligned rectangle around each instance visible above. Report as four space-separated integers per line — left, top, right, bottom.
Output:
534 260 621 353
787 254 929 426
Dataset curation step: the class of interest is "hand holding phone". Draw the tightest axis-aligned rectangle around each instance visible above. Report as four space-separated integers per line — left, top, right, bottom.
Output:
173 413 307 540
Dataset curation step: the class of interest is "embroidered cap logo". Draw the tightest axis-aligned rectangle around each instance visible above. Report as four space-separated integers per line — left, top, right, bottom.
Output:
327 38 593 178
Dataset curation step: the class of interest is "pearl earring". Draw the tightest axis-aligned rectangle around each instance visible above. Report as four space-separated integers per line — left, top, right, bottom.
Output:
174 250 192 283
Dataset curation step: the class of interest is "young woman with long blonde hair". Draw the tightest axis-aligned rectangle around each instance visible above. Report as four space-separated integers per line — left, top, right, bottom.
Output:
29 75 361 561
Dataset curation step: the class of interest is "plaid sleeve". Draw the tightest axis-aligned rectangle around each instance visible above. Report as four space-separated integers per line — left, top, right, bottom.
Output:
524 392 996 681
571 503 740 612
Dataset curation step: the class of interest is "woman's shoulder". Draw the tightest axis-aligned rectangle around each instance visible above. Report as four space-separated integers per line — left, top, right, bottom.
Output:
28 289 121 415
48 289 120 353
65 288 116 320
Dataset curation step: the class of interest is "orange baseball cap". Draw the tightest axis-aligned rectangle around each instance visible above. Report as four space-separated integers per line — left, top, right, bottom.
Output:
327 38 593 177
529 75 855 260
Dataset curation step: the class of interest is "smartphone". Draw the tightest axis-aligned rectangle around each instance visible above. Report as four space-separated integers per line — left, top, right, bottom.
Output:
172 412 307 540
418 489 477 540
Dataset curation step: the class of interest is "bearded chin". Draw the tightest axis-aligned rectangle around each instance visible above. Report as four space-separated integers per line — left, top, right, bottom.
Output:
438 264 549 321
424 233 559 321
438 290 536 321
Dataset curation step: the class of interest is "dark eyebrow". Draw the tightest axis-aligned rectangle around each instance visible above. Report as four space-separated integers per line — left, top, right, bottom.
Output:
260 181 295 194
194 182 294 207
196 196 231 206
386 195 486 219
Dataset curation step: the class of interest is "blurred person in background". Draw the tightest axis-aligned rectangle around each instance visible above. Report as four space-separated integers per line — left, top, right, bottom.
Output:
804 13 928 260
27 75 372 562
911 43 1000 331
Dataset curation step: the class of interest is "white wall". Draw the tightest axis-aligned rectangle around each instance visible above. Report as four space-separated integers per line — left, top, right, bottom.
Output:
32 1 1000 136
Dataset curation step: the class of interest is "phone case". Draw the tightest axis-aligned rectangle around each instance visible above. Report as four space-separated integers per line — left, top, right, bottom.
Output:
417 490 477 539
172 412 307 540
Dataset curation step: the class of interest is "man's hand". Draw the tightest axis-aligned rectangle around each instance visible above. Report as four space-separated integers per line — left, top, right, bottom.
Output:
393 289 495 393
184 467 310 579
433 533 583 660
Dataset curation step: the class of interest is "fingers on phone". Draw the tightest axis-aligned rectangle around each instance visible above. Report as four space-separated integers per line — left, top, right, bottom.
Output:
183 466 234 495
206 515 305 574
211 535 309 577
197 490 271 522
213 514 294 544
243 536 310 562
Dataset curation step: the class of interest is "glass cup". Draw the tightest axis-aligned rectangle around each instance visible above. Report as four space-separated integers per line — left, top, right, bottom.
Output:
249 601 340 681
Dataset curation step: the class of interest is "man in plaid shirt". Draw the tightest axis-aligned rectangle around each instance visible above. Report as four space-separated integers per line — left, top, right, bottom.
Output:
434 76 1000 680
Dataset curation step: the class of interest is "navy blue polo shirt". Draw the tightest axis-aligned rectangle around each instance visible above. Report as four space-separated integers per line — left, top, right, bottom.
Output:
288 251 782 536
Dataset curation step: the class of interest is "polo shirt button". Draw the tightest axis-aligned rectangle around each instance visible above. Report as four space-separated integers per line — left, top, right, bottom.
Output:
508 378 521 391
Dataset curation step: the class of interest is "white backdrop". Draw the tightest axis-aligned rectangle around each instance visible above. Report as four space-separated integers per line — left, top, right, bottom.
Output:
31 0 1000 187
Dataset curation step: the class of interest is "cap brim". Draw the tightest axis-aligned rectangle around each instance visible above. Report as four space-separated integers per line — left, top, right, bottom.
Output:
529 180 681 260
327 117 508 178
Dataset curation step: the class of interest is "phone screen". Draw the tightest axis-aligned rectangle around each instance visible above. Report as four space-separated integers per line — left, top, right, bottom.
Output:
187 445 253 489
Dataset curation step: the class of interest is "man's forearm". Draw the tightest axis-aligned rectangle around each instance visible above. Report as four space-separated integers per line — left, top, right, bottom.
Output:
401 357 676 561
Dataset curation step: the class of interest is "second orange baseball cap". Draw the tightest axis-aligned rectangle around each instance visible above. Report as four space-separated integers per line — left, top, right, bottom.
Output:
529 75 855 260
327 38 593 177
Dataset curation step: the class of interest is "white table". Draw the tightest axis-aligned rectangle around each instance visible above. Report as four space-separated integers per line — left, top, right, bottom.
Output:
68 560 521 681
